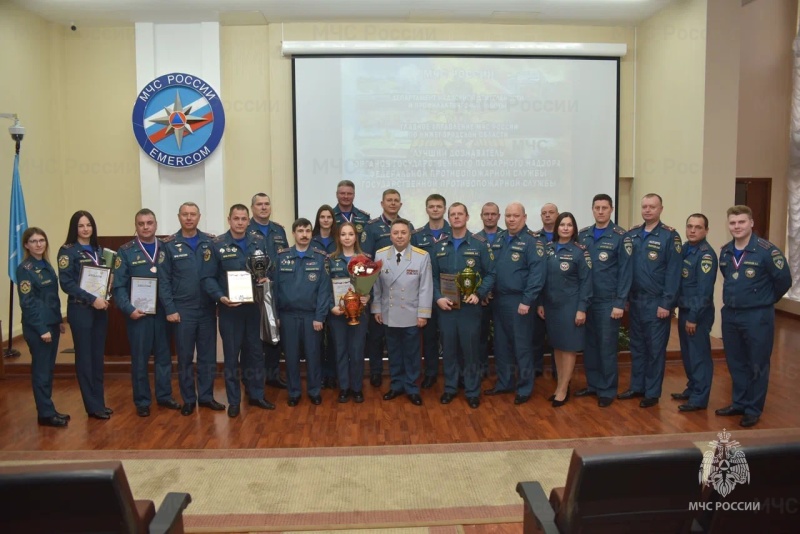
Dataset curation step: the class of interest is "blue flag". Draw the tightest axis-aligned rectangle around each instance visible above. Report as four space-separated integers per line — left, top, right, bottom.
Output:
8 153 28 285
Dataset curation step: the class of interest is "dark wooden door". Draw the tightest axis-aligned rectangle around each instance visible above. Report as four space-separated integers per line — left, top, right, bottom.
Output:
735 178 771 239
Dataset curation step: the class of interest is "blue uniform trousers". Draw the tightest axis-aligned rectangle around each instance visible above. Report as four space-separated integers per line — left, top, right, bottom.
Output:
439 303 482 397
493 295 535 396
479 302 493 373
721 306 774 417
321 326 337 381
385 326 421 394
23 324 61 418
329 312 368 393
677 308 714 407
584 301 621 398
173 306 217 405
67 304 107 414
365 314 385 375
280 312 322 398
628 295 671 398
263 340 283 382
532 312 547 373
421 309 441 378
219 305 265 406
127 313 172 408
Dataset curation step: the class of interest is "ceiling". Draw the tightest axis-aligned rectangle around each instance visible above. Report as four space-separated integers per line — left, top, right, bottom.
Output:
16 0 679 28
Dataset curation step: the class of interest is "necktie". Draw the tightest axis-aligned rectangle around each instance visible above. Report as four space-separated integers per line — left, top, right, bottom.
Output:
396 252 402 264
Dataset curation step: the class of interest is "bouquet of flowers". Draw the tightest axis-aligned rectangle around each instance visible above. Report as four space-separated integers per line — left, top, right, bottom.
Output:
347 255 383 294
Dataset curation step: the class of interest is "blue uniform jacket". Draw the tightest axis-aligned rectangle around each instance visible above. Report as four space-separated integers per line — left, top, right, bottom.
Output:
476 227 504 246
493 225 546 306
327 252 374 305
578 223 632 309
677 239 718 322
431 232 496 302
311 234 337 255
57 243 110 304
333 205 370 235
112 239 164 316
543 242 593 312
247 218 288 264
719 234 792 309
157 230 216 315
627 221 682 309
411 221 452 252
361 215 414 256
201 231 268 303
274 246 332 322
17 259 62 335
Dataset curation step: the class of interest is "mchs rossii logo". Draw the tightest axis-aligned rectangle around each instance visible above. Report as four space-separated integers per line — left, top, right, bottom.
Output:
132 73 225 168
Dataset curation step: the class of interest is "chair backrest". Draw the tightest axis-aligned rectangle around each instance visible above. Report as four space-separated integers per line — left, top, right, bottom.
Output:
558 440 703 534
0 461 153 534
703 435 800 533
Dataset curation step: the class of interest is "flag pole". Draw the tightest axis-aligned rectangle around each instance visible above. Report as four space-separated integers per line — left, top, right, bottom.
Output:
4 121 25 358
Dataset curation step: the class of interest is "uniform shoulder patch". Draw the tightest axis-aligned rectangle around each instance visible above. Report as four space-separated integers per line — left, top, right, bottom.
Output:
20 280 31 294
471 233 487 243
613 226 627 235
411 246 428 255
757 237 774 250
579 226 592 234
161 234 175 243
58 254 69 269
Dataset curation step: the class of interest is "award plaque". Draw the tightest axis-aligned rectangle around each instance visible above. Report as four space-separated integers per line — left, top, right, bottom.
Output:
79 265 112 300
332 278 353 306
439 273 461 310
131 277 158 314
227 271 254 303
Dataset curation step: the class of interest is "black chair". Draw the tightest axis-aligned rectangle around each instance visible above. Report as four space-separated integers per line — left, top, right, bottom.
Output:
517 440 702 534
0 460 191 534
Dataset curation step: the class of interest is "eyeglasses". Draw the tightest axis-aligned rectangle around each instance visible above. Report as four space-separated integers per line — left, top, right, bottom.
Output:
27 239 46 245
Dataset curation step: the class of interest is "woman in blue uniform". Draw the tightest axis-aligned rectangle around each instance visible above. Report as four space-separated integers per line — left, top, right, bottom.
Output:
328 222 371 403
57 210 112 420
17 228 68 427
537 212 593 407
313 204 339 388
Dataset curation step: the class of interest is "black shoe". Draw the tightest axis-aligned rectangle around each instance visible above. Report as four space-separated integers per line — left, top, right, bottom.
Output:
484 388 512 396
639 397 659 408
287 396 300 407
617 389 645 400
421 376 437 389
383 389 403 401
88 411 110 420
598 397 614 408
38 415 68 427
136 406 151 417
309 395 322 405
467 397 480 409
678 404 705 412
103 406 114 415
338 390 350 403
157 399 181 410
552 390 570 407
266 378 288 389
408 394 423 406
534 369 544 378
548 394 556 401
180 403 195 416
715 405 745 416
671 392 690 401
54 411 71 421
440 392 456 404
199 399 225 411
740 414 760 427
370 374 382 387
514 394 531 405
575 388 596 398
227 404 240 417
249 398 276 410
352 391 365 403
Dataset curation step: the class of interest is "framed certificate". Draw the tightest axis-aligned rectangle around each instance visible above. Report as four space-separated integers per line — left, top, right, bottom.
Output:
227 271 254 303
131 277 158 314
79 265 111 300
439 273 461 310
332 277 354 304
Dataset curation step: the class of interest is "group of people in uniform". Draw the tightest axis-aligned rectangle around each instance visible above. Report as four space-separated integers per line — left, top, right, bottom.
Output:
16 181 792 430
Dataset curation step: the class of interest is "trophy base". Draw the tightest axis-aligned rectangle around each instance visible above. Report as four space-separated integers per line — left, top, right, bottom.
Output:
347 318 361 326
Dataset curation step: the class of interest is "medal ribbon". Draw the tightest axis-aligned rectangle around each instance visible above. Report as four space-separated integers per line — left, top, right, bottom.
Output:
732 251 746 271
339 212 353 224
136 236 159 267
82 248 100 266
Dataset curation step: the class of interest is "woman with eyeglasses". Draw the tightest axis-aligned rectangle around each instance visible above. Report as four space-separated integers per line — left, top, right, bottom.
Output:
57 210 112 420
17 227 68 427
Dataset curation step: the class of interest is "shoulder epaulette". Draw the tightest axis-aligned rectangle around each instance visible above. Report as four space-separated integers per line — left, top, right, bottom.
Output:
119 241 135 251
613 226 627 235
576 243 587 250
629 223 643 231
205 232 216 239
376 245 391 253
251 232 265 240
579 226 592 233
411 246 428 255
213 235 226 243
757 238 773 250
360 209 371 217
272 221 285 228
277 247 290 255
699 242 710 251
161 235 175 243
62 243 75 249
472 233 487 243
411 227 424 234
312 247 327 256
367 217 381 224
661 223 675 232
22 261 33 270
527 229 541 238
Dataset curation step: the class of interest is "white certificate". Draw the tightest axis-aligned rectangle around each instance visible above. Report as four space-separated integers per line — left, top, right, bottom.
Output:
131 277 158 314
227 271 254 303
332 277 354 305
79 265 111 300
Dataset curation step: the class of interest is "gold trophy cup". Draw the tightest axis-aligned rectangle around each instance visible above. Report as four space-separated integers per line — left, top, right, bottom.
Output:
339 288 365 325
455 266 482 301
